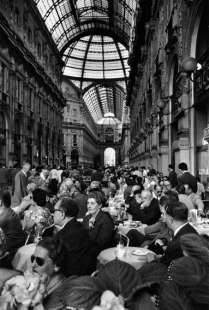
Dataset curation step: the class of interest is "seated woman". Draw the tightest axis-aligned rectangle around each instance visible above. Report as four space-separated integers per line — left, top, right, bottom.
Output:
32 237 66 307
83 192 115 257
0 237 66 308
23 188 53 243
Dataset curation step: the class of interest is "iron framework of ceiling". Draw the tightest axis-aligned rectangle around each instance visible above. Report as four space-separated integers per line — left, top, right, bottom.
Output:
34 0 136 122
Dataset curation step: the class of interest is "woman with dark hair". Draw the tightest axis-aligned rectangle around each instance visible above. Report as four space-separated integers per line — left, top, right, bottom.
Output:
12 237 66 307
83 192 115 256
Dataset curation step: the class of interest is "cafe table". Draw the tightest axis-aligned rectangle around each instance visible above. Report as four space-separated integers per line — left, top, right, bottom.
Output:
97 246 156 270
117 221 147 236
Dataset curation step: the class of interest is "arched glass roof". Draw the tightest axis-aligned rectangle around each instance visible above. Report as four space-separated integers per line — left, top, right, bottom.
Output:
34 0 136 124
83 83 126 122
34 0 136 52
63 35 129 88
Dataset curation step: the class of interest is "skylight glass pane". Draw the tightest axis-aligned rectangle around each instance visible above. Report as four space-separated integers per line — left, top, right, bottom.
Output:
104 70 124 79
37 0 51 17
64 67 82 77
70 48 86 59
70 79 81 88
83 70 103 79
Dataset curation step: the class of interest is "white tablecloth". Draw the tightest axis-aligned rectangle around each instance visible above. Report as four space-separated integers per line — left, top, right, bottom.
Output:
192 223 209 235
97 246 156 270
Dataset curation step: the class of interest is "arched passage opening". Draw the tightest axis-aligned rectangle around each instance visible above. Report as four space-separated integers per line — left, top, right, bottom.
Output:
104 147 116 167
71 148 79 168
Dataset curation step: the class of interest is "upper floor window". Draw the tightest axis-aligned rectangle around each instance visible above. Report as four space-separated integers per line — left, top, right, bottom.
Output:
73 108 77 118
44 54 48 70
0 64 9 94
37 43 41 57
73 134 77 146
14 7 20 25
28 27 32 44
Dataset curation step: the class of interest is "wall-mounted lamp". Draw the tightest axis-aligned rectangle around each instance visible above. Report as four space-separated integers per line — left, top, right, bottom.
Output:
157 98 165 109
180 56 197 82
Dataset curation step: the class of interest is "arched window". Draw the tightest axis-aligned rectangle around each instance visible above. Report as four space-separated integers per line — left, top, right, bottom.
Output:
104 148 116 166
0 113 5 139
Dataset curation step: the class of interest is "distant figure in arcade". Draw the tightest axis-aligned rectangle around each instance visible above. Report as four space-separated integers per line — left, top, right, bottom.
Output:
13 162 31 206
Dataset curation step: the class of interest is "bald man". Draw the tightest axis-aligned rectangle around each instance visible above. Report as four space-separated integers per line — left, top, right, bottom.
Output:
126 185 143 220
127 190 161 225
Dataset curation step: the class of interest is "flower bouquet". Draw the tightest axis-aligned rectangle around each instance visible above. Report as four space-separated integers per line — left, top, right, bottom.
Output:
0 271 47 310
23 205 53 243
92 290 126 310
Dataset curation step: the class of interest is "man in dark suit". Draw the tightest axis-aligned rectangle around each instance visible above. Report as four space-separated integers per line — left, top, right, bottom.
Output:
13 162 31 205
53 198 92 276
127 189 161 225
177 162 197 193
168 164 178 188
160 201 198 266
83 192 115 257
0 191 26 268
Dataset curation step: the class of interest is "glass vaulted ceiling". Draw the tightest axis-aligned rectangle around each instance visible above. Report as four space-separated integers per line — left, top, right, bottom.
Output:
63 35 129 86
34 0 136 123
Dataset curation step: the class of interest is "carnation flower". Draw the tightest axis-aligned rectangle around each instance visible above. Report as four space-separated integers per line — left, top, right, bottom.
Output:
0 271 47 310
92 291 126 310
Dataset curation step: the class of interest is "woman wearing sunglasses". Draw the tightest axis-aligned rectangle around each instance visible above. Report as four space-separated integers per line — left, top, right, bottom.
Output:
31 237 65 305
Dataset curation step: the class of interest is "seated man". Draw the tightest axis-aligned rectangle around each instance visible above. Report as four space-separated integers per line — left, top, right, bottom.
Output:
52 198 93 277
83 192 115 256
125 185 143 220
160 201 198 266
0 191 26 268
127 195 173 253
127 189 161 225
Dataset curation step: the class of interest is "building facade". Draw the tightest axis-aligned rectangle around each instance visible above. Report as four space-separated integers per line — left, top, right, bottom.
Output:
62 77 103 168
128 0 209 181
0 0 65 168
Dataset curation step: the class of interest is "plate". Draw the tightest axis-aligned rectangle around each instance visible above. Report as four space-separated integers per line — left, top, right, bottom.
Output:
130 221 141 228
132 248 150 256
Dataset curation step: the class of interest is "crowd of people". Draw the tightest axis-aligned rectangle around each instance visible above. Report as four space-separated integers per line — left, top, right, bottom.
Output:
0 162 209 309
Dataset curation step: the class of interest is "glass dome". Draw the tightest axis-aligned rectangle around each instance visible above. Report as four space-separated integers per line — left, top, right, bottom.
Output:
63 35 129 88
97 113 121 125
